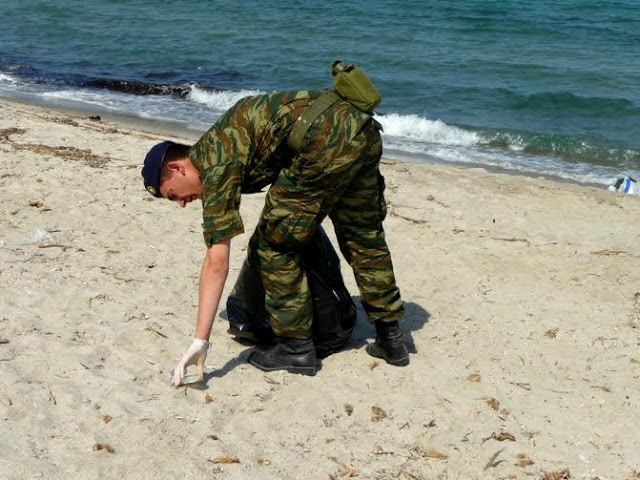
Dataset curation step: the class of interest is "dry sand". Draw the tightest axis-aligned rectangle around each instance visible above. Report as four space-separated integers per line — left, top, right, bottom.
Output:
1 97 639 480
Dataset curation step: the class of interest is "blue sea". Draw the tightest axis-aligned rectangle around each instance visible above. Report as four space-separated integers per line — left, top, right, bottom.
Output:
1 0 639 186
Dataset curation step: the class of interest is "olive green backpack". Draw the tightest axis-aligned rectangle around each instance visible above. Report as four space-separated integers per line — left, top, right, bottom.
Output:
287 61 381 152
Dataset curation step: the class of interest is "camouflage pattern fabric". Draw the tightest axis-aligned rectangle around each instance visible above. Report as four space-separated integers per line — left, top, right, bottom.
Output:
190 91 404 339
190 92 308 244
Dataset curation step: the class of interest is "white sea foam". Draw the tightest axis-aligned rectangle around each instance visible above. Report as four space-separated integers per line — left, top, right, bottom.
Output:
430 146 630 186
377 113 480 146
188 85 265 112
39 88 218 128
0 73 19 85
43 89 125 109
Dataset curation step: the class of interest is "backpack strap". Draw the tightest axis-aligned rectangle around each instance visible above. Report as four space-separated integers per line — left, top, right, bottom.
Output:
287 90 341 153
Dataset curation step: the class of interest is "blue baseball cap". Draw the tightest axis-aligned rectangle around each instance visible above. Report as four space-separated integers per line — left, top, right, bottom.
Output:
141 140 175 197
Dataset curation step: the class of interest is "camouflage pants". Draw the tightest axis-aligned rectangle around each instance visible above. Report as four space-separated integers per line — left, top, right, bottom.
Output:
256 109 404 339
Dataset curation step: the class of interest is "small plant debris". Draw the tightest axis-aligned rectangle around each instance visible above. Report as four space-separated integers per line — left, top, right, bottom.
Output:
467 373 482 383
101 414 113 424
591 385 611 393
263 375 280 385
409 446 448 460
91 443 115 453
54 116 79 126
207 456 240 464
483 449 504 470
592 250 627 256
328 456 358 477
10 142 110 168
424 449 448 459
516 453 534 468
0 128 26 142
483 397 500 410
542 469 571 480
142 324 168 338
204 394 213 404
371 406 388 421
390 210 428 224
544 328 559 338
493 432 516 442
256 458 271 466
491 237 530 246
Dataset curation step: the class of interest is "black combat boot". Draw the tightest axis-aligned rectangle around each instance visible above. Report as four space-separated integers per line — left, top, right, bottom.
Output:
248 337 317 376
366 321 410 366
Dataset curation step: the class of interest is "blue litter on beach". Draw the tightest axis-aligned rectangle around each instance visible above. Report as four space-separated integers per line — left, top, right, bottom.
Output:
609 176 639 195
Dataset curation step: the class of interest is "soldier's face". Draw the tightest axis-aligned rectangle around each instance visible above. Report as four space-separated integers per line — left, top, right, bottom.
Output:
160 161 202 208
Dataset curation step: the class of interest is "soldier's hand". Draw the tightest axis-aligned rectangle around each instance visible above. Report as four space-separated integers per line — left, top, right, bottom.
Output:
171 339 209 387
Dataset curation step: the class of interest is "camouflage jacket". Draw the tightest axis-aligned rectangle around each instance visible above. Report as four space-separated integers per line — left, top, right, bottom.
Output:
190 90 371 246
190 90 319 245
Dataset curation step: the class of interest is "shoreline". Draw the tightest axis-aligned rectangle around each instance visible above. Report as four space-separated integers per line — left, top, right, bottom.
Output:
2 94 640 479
0 94 620 191
382 146 608 190
0 94 204 143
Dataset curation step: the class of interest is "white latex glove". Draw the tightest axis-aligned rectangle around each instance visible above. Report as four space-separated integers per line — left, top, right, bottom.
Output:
171 339 209 387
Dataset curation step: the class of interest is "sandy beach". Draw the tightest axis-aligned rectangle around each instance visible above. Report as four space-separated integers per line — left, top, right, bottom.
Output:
1 97 639 479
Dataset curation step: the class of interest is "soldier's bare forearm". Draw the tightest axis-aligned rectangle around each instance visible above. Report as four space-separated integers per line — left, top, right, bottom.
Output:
194 239 231 342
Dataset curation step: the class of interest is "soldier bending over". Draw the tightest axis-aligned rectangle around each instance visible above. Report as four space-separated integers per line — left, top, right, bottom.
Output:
141 89 409 386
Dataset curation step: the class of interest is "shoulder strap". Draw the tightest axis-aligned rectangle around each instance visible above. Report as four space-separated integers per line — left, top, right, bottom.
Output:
287 91 341 153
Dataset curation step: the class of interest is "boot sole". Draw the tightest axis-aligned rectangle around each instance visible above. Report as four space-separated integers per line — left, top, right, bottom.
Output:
366 343 410 367
227 327 257 341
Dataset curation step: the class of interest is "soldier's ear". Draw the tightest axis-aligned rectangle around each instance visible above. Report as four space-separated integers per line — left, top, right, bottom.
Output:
166 161 186 176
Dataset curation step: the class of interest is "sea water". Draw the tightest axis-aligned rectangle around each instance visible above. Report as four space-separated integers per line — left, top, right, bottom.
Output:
1 0 639 186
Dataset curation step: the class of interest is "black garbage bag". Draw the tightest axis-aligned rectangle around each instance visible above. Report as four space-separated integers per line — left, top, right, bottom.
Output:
226 226 356 358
